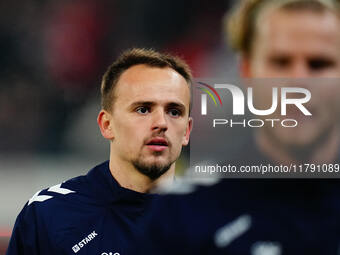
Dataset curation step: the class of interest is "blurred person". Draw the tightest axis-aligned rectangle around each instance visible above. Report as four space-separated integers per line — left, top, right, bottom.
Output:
6 48 193 255
132 1 340 254
228 0 340 165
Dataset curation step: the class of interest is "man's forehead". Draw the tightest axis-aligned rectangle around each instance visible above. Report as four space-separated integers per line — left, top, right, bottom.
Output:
255 8 340 51
113 65 190 107
258 6 340 35
118 64 185 86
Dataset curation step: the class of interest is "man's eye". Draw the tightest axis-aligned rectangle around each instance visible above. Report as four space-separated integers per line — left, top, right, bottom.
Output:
308 58 335 71
270 56 291 68
168 109 181 117
136 107 149 114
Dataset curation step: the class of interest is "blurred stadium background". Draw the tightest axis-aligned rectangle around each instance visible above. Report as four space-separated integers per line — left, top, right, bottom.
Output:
0 0 238 253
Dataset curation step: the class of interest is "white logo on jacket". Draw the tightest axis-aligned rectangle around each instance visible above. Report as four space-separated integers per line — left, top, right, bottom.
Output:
214 214 252 248
28 183 75 205
72 230 98 253
251 241 281 255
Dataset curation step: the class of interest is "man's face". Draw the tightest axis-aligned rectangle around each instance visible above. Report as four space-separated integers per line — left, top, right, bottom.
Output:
108 64 192 179
242 8 340 150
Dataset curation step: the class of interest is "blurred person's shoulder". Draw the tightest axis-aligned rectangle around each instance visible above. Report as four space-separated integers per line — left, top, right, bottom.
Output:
147 177 254 230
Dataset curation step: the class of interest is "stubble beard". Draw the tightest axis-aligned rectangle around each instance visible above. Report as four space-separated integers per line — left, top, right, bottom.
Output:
263 121 335 162
132 152 174 180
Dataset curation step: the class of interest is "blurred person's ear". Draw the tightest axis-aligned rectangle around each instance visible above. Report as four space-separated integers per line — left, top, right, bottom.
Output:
97 110 114 140
240 56 252 78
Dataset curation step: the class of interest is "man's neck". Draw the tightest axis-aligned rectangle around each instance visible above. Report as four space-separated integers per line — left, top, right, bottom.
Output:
108 158 175 193
256 127 340 165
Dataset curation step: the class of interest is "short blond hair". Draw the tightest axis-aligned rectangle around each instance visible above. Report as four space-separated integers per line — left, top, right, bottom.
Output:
225 0 340 56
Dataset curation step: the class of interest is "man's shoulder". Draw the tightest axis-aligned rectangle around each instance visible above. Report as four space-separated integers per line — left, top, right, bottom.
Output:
8 161 137 254
20 179 86 222
20 161 110 222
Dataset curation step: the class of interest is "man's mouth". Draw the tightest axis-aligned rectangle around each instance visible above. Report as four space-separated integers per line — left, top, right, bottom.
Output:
285 107 315 122
146 138 169 152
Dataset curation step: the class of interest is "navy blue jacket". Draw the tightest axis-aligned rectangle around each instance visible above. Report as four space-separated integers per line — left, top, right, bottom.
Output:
7 161 155 255
135 179 340 255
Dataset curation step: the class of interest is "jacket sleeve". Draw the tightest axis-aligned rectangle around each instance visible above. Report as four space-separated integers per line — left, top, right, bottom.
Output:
6 203 42 255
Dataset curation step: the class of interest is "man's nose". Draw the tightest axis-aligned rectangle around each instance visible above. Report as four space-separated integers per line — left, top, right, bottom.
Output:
151 109 168 132
289 61 310 78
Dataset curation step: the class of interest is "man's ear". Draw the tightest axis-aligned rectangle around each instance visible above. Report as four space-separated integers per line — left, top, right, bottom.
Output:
97 110 114 140
182 117 193 146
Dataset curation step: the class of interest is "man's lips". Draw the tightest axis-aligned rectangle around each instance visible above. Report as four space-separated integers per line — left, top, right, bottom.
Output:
146 138 168 152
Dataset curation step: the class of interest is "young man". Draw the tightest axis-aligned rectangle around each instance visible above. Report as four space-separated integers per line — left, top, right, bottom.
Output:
134 1 340 254
6 48 193 254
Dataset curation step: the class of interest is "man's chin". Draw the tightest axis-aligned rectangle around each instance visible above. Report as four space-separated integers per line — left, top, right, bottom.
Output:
267 125 333 161
275 129 321 147
132 159 172 180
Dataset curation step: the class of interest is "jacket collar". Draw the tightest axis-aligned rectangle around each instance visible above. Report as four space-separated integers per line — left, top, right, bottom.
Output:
86 161 156 205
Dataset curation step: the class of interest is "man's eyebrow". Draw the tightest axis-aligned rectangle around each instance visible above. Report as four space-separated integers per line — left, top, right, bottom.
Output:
167 102 186 110
129 101 155 108
129 101 186 109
